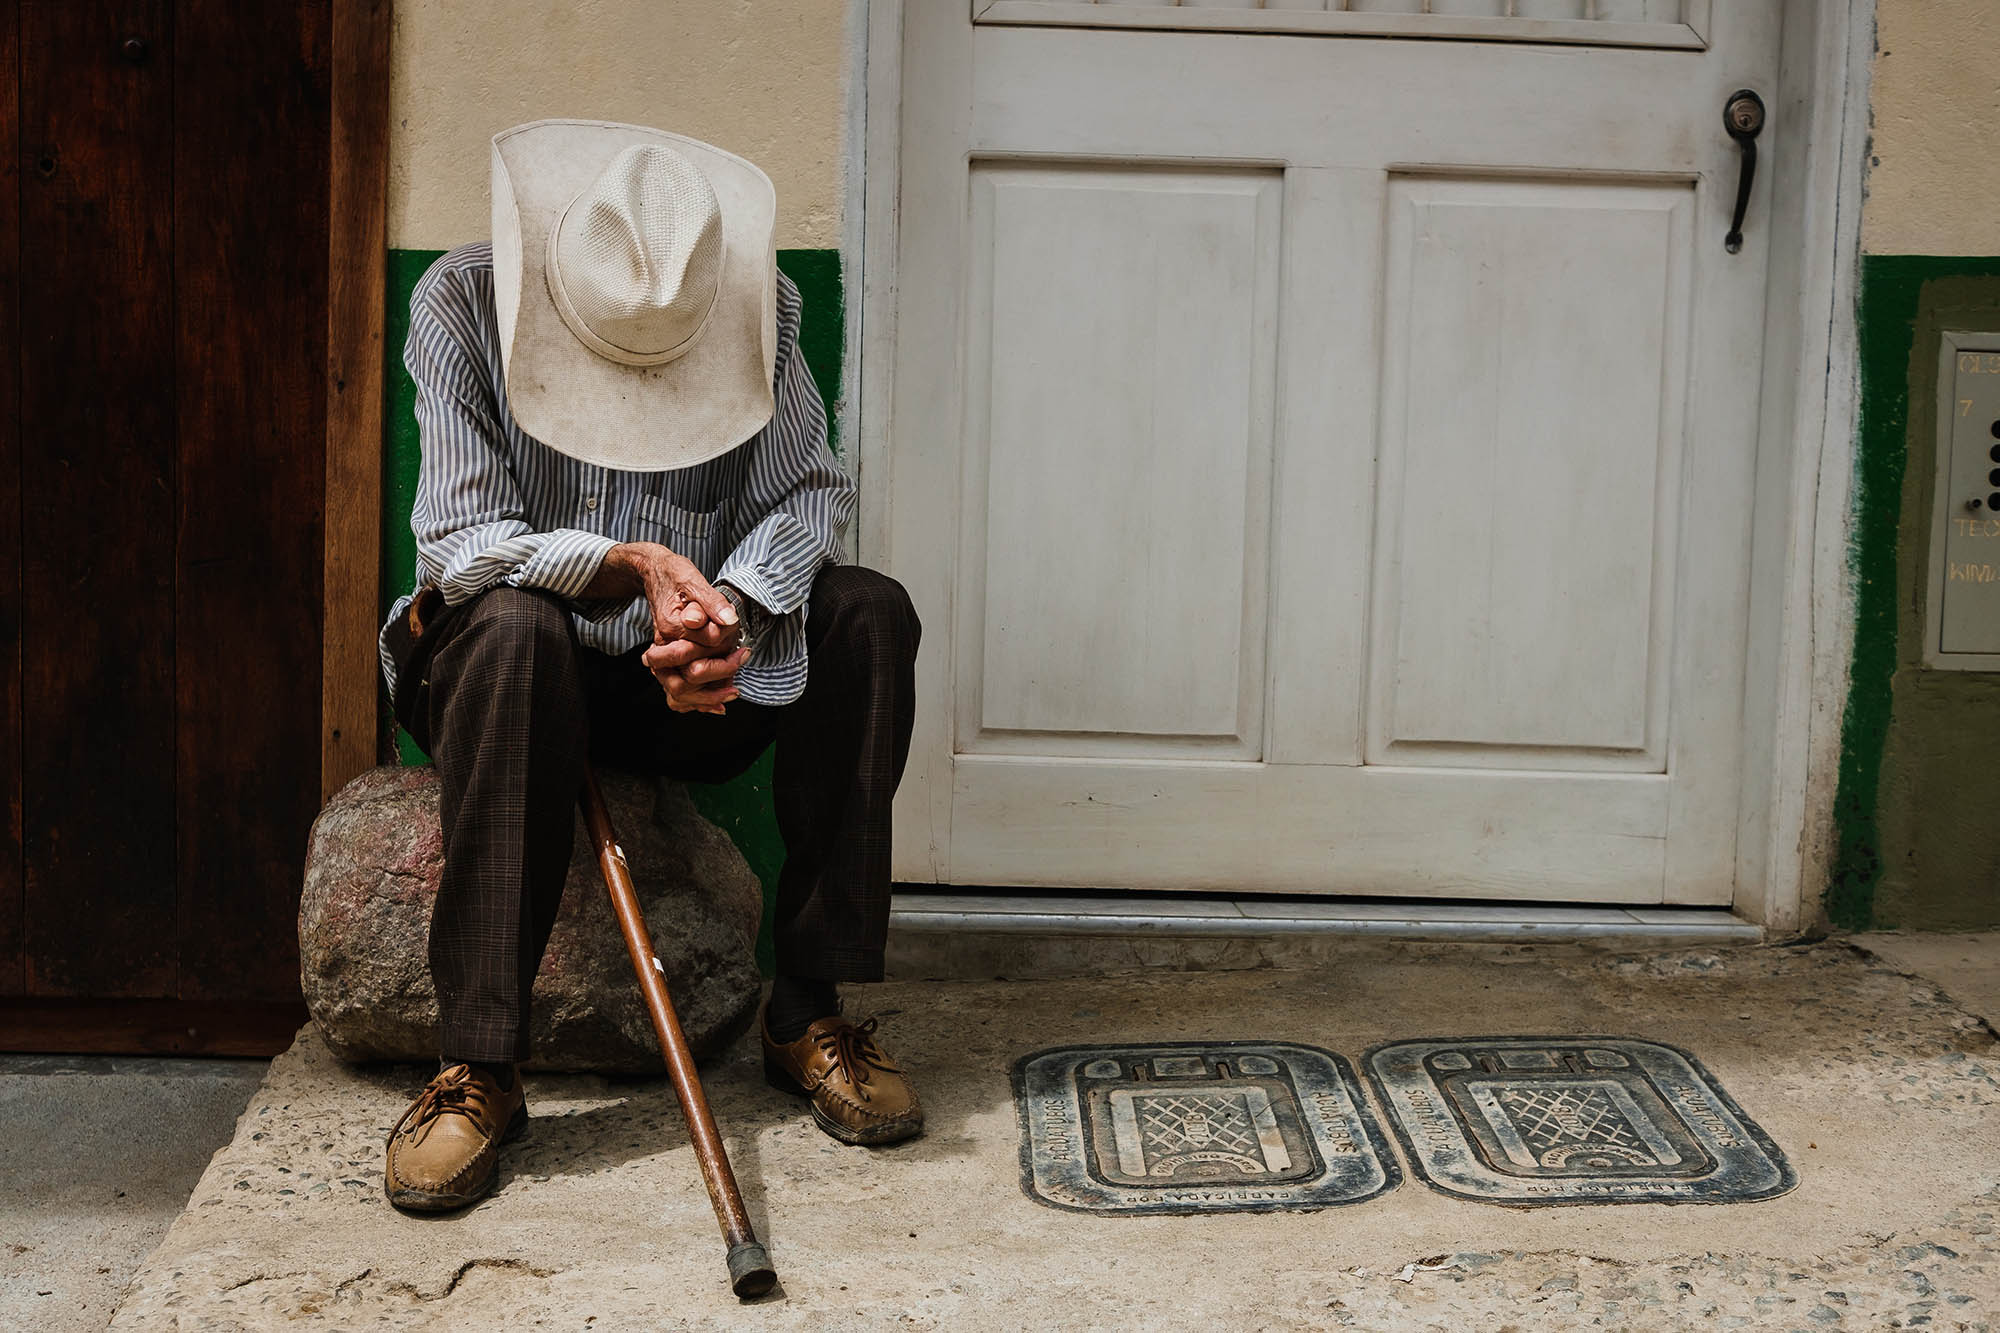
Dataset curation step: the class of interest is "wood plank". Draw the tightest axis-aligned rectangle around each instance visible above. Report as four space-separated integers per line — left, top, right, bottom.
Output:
322 0 389 801
1264 167 1382 768
884 0 976 883
0 997 306 1056
173 0 332 1002
19 0 179 997
948 757 1675 902
0 1 22 996
972 2 1707 49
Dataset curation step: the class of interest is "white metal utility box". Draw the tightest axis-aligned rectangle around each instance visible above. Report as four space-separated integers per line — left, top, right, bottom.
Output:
1926 332 2000 670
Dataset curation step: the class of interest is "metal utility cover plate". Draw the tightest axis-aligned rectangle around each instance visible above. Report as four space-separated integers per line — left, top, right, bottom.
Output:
1014 1041 1399 1215
1365 1037 1796 1206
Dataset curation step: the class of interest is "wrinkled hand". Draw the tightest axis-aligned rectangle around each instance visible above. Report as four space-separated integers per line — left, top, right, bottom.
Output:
635 547 737 651
639 553 743 715
594 542 745 713
643 630 750 715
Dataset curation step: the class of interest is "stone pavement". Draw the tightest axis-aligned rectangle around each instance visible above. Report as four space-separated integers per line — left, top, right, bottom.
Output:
0 1054 265 1332
109 940 1999 1330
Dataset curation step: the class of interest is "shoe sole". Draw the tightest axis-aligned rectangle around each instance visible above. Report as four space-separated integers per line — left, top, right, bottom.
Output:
763 1052 922 1147
385 1102 529 1213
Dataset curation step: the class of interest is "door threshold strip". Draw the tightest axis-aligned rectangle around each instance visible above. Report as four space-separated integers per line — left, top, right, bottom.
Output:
889 893 1761 945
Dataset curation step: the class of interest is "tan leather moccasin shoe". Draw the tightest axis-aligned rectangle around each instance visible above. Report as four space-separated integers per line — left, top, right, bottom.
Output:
384 1063 527 1213
762 1011 924 1146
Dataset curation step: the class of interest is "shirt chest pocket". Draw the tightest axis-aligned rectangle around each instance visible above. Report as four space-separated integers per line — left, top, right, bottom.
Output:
637 493 728 578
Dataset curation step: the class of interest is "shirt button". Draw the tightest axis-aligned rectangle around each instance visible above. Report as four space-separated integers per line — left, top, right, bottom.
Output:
584 496 598 511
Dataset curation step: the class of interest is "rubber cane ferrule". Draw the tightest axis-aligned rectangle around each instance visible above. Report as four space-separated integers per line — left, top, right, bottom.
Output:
727 1241 777 1299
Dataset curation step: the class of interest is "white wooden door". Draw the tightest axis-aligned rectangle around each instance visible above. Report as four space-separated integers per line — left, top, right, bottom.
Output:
876 1 1781 905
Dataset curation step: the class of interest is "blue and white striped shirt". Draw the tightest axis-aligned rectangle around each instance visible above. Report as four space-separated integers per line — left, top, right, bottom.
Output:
379 243 855 706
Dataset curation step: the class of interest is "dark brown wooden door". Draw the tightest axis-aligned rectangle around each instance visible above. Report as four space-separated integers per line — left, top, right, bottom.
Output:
2 0 332 1047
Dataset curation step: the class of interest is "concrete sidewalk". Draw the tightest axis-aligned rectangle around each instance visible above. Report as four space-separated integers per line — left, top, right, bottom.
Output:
109 939 1998 1330
0 1054 265 1332
1853 932 2000 1027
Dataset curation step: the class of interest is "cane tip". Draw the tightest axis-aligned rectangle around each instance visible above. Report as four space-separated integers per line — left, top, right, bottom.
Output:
728 1241 777 1298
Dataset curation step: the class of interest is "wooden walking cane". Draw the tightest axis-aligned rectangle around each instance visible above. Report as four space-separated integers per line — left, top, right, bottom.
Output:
580 767 777 1299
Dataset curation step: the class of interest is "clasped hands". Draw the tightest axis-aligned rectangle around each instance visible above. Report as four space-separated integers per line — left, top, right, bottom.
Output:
599 542 751 714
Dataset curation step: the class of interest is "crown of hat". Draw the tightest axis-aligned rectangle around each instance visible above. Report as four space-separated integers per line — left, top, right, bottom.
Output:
546 143 724 366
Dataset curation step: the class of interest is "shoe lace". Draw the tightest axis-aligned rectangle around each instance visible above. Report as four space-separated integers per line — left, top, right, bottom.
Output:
816 1017 900 1103
392 1064 494 1139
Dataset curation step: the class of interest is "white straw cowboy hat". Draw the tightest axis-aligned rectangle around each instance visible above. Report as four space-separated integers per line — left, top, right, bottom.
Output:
491 119 778 471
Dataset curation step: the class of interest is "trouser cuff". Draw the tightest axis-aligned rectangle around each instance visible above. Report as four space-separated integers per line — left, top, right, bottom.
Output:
772 946 885 985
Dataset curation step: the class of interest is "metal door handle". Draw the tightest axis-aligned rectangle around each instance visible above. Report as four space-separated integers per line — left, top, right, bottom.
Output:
1723 90 1765 254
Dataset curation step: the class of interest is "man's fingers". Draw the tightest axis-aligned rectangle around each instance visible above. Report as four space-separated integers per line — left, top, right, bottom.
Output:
681 648 749 686
673 570 737 630
662 678 738 712
668 683 740 710
650 594 693 645
685 618 734 650
666 693 729 715
675 620 737 654
643 639 712 671
660 664 741 709
643 636 741 680
696 584 738 628
671 678 739 705
653 610 732 648
668 688 732 712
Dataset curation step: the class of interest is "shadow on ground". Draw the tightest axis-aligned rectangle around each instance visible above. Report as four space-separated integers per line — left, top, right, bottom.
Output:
0 1055 266 1333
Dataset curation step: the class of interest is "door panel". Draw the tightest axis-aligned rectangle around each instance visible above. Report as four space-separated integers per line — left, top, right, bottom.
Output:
6 0 335 1017
949 760 1669 900
1371 176 1689 770
974 30 1723 171
172 0 329 1001
885 3 1782 904
0 0 20 995
974 0 1708 50
20 0 179 996
959 165 1278 758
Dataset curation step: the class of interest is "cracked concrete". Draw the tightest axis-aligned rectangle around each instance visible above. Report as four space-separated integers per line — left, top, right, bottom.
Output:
101 937 1999 1329
1854 933 2000 1030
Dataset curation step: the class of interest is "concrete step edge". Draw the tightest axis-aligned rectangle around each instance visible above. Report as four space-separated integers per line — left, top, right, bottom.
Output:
888 894 1761 946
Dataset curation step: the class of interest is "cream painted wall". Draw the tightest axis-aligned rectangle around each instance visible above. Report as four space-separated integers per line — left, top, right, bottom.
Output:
1864 0 2000 255
389 0 851 252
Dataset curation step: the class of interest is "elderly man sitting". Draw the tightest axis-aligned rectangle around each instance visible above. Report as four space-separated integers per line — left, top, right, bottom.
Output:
377 120 921 1213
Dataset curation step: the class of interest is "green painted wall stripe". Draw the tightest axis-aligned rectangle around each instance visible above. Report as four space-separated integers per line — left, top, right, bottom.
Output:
383 249 435 769
381 246 846 973
1829 254 2000 929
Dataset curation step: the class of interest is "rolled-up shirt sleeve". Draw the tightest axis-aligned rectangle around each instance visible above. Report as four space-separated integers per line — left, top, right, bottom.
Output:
406 265 626 620
715 276 857 703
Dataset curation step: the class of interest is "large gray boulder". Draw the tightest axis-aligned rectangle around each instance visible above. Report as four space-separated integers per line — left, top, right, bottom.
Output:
300 765 764 1074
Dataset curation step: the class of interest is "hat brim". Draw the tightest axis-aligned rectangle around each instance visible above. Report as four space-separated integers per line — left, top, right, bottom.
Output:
492 120 777 472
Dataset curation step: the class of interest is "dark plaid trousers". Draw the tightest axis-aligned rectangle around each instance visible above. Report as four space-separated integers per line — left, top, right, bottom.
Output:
388 566 920 1065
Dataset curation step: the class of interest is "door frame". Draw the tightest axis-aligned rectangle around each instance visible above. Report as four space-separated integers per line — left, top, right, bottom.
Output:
847 0 1874 934
321 0 393 803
